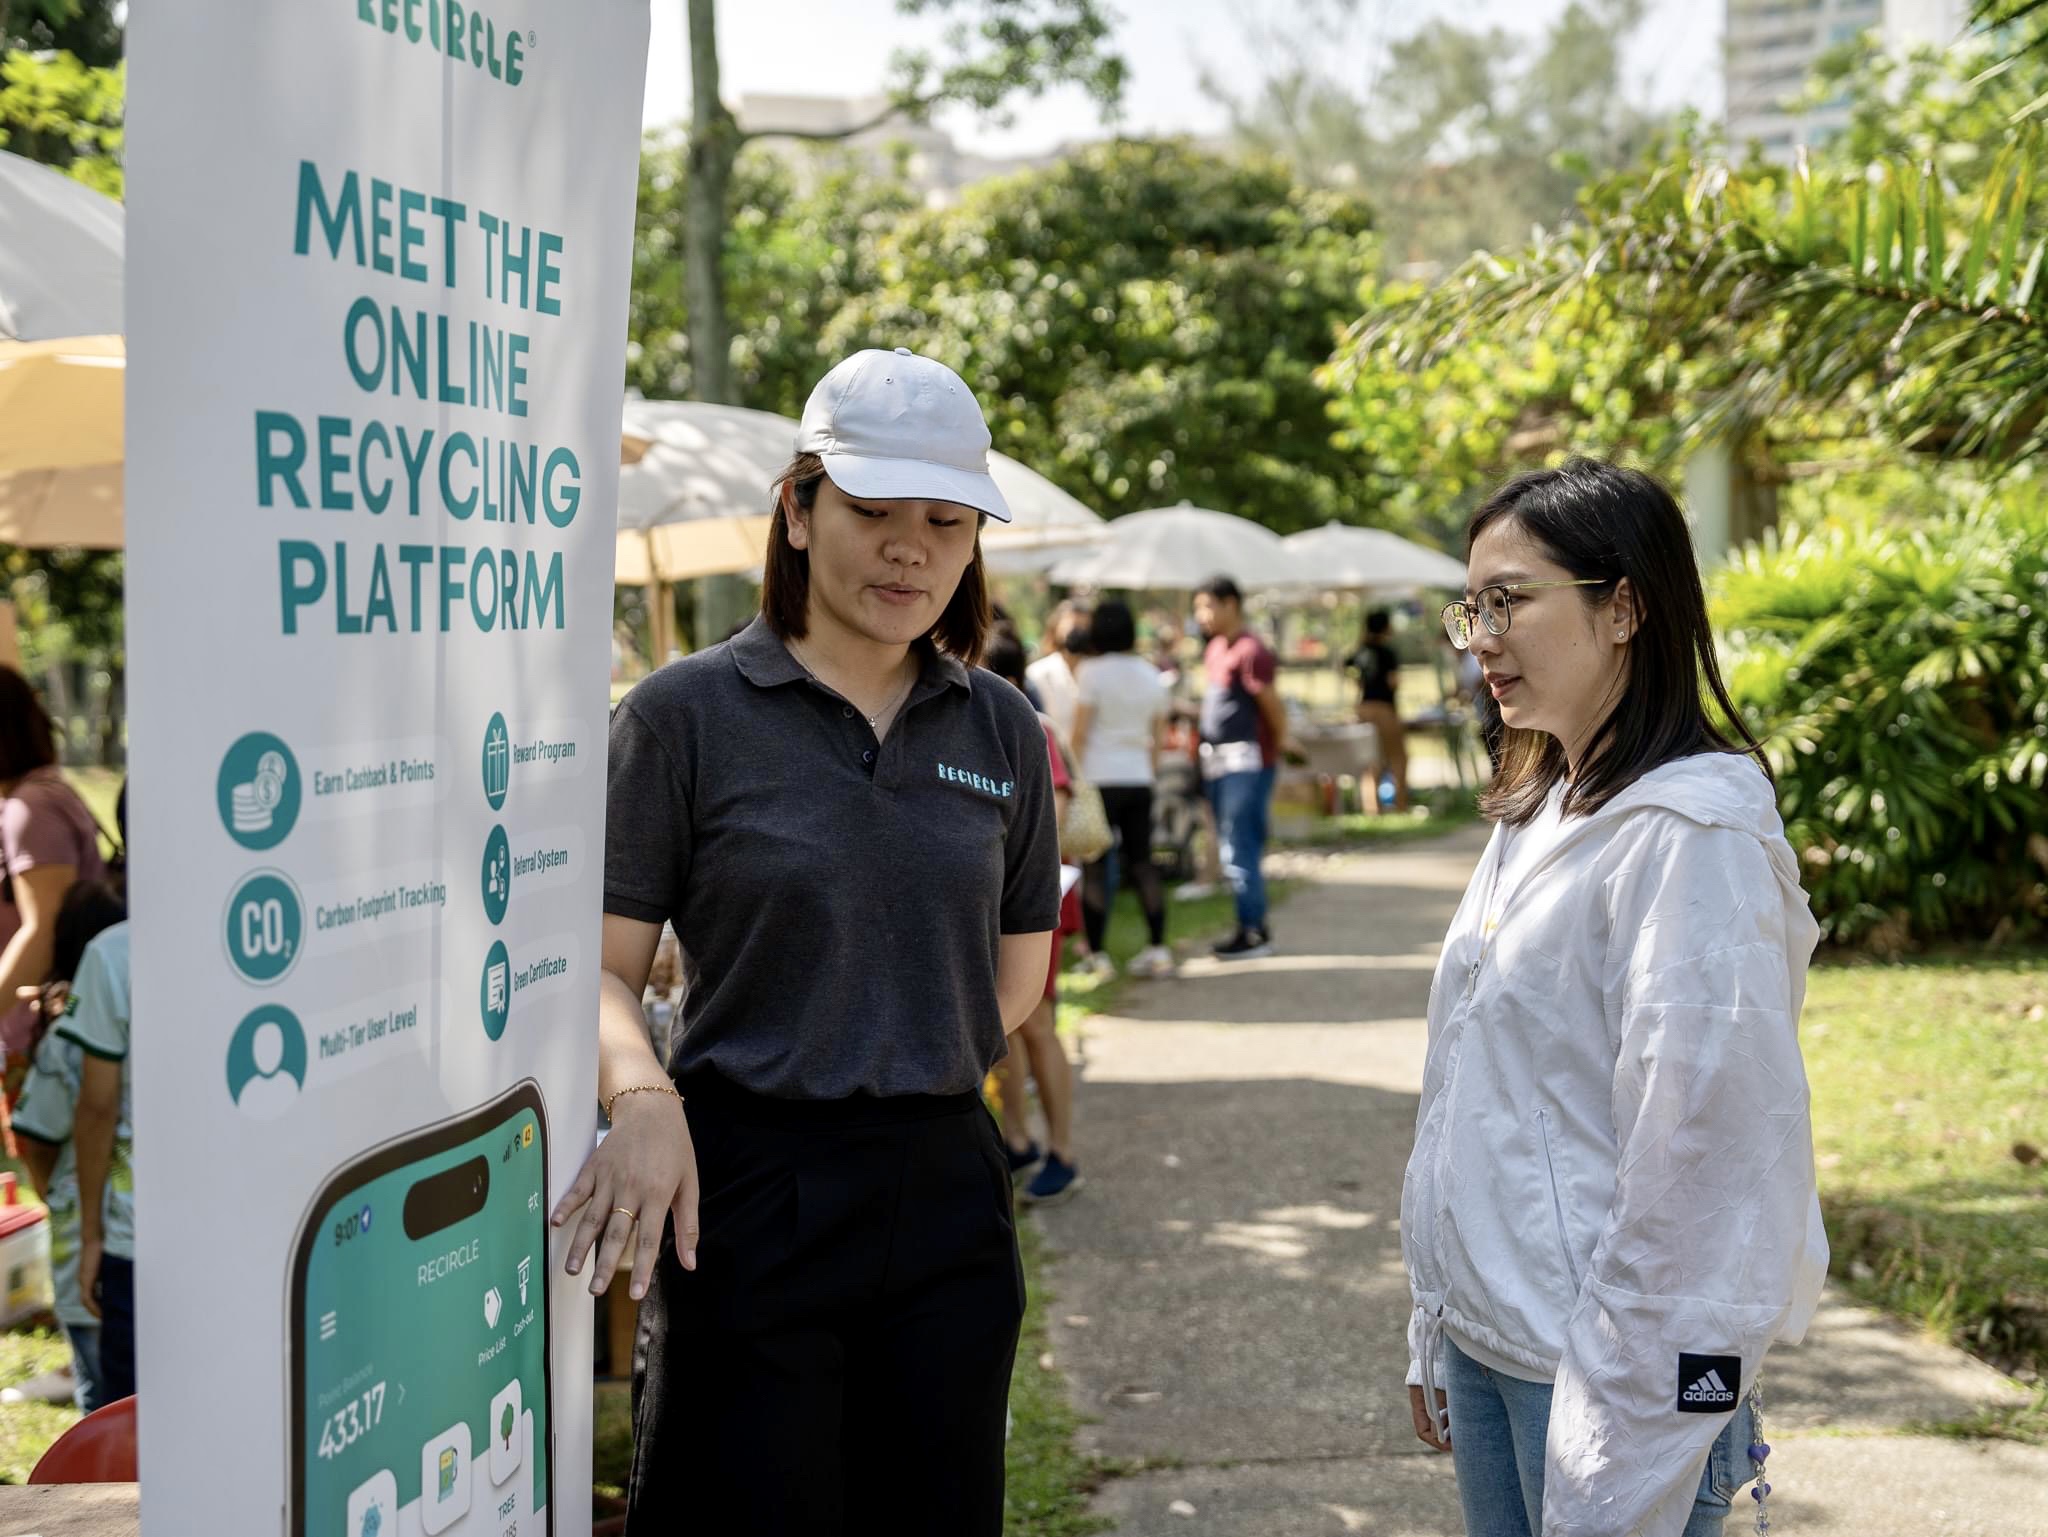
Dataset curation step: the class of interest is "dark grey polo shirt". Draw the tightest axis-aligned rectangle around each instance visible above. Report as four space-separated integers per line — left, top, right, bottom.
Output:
604 616 1061 1099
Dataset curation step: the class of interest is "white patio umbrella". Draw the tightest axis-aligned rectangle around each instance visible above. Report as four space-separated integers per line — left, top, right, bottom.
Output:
0 150 123 342
615 398 1111 653
1046 503 1300 591
1277 521 1466 593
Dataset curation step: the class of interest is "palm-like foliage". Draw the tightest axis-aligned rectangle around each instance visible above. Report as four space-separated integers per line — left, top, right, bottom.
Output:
1713 498 2048 949
1351 133 2048 468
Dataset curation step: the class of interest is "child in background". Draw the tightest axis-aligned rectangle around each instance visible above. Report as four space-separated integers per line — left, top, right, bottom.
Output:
12 866 128 1410
986 634 1085 1205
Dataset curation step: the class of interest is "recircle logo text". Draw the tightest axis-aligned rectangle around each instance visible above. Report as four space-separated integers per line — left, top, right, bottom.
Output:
357 0 527 86
937 763 1015 799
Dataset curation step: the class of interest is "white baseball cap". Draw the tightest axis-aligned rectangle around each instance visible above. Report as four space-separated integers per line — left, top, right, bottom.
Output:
796 348 1013 523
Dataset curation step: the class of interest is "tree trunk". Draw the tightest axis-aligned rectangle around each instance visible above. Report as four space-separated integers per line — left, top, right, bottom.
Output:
685 0 737 405
1728 441 1781 546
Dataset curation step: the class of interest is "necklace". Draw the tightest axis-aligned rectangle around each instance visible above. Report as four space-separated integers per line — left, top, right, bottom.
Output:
788 639 918 730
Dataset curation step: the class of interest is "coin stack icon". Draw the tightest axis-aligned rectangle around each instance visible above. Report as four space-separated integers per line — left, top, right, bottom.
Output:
234 751 289 836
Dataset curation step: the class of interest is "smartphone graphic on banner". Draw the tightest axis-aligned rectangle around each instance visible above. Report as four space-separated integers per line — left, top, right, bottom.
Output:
289 1082 553 1537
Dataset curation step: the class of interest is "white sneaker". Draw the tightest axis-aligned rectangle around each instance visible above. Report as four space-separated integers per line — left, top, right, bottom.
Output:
1080 951 1117 981
1174 881 1217 901
1127 945 1177 979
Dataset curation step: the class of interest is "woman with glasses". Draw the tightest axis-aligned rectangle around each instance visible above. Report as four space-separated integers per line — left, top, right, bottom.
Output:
1401 459 1827 1537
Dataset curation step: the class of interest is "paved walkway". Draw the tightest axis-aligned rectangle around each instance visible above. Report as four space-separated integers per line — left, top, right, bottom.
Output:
1033 831 2048 1536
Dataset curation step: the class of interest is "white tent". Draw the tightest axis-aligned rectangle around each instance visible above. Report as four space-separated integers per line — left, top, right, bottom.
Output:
1277 521 1466 593
1046 503 1301 591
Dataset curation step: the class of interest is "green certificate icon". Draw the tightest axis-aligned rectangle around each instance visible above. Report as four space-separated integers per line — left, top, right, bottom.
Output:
481 940 511 1041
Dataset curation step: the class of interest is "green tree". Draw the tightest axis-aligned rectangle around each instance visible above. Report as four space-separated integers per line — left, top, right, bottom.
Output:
0 0 123 192
1203 0 1662 275
628 135 918 413
829 139 1377 534
678 0 1125 404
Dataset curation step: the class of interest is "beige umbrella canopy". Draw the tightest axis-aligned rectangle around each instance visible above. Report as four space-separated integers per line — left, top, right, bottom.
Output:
0 334 124 548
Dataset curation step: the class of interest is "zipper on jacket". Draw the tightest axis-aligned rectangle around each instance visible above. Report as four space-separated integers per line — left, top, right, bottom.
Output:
1536 1108 1582 1293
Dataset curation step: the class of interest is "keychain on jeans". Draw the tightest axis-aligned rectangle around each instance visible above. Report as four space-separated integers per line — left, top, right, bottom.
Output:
1747 1378 1772 1535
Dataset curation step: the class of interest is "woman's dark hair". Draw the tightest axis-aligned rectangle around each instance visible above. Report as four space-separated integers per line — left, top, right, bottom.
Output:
760 452 992 667
49 877 125 988
0 667 58 782
1087 600 1136 654
983 633 1029 690
1467 457 1768 826
1194 575 1243 605
1364 608 1392 639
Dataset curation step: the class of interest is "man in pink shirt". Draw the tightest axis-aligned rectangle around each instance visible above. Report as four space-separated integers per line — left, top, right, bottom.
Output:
1194 577 1289 959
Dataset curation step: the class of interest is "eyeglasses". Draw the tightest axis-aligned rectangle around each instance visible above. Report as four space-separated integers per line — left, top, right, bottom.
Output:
1442 580 1609 651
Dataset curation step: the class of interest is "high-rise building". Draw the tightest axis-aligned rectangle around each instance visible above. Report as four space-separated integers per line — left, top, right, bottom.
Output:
1725 0 1969 162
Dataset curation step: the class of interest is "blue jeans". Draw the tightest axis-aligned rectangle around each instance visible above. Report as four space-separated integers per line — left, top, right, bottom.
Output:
1207 766 1275 930
1443 1337 1753 1537
62 1321 103 1415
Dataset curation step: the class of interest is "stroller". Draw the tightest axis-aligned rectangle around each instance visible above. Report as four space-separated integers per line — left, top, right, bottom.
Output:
1151 722 1205 883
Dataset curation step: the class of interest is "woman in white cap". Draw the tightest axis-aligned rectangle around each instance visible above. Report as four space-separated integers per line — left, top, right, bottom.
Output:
557 348 1060 1532
1401 459 1826 1537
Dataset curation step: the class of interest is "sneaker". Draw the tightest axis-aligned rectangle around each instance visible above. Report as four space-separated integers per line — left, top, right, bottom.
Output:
1174 881 1218 901
1127 944 1177 979
0 1368 75 1406
1079 951 1117 981
1023 1153 1084 1206
1005 1138 1042 1178
1211 926 1273 960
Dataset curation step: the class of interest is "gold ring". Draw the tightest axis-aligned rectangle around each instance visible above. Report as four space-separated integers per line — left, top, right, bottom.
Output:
611 1207 637 1224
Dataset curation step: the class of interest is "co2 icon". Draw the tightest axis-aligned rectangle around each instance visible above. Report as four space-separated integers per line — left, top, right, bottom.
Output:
223 869 306 986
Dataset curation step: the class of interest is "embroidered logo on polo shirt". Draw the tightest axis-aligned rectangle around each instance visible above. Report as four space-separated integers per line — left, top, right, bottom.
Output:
1676 1352 1741 1412
936 762 1014 799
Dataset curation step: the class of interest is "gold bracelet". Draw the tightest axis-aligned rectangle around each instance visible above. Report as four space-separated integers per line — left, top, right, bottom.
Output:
603 1082 683 1121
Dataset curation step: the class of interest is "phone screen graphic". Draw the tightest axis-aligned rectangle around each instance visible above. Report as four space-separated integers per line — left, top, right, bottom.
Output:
290 1082 552 1537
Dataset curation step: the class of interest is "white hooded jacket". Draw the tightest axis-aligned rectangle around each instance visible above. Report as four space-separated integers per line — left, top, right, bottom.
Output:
1401 752 1828 1536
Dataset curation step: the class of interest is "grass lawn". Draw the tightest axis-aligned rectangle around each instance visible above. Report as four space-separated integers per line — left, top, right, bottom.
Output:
0 1326 78 1484
1803 951 2048 1435
1275 785 1483 850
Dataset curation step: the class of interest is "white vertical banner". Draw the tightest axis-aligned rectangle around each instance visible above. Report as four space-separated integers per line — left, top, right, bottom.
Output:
124 5 648 1533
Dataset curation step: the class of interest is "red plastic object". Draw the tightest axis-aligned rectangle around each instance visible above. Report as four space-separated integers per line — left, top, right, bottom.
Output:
29 1394 138 1484
0 1170 38 1241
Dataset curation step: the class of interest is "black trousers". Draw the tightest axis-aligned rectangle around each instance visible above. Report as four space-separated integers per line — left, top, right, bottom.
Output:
1083 784 1165 949
628 1074 1026 1535
94 1255 135 1402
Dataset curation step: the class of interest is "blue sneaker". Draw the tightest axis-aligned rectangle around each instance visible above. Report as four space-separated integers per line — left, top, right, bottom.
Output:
1005 1138 1042 1179
1023 1153 1083 1206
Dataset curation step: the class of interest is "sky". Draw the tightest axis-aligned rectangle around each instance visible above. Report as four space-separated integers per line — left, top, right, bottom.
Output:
641 0 1726 158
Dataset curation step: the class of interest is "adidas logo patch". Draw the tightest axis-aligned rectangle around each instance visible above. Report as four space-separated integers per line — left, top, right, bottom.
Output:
1676 1352 1741 1413
1682 1368 1732 1404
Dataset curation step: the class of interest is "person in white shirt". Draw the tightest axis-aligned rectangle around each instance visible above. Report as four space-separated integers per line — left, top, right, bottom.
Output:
1025 601 1091 742
1402 458 1825 1537
1070 601 1174 980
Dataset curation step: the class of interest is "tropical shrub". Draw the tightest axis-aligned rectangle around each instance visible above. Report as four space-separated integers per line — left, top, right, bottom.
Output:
1712 491 2048 950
